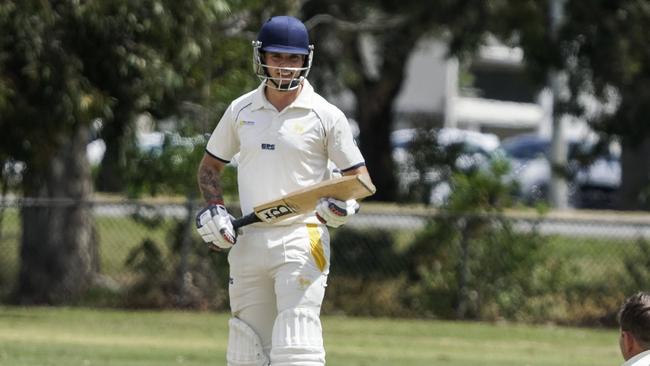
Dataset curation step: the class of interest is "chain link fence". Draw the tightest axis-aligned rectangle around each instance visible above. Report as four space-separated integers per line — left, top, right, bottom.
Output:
1 198 649 325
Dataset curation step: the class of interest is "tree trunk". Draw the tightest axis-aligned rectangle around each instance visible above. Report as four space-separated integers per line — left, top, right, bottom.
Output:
355 80 400 201
350 31 419 202
617 136 650 210
96 105 133 192
15 124 96 304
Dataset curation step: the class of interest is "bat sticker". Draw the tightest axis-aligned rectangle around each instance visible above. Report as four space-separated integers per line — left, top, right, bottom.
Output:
258 204 297 222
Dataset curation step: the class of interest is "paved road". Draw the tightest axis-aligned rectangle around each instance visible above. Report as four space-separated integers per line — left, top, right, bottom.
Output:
347 212 650 239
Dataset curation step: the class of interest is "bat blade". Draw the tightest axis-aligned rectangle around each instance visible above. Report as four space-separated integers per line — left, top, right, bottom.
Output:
232 174 375 230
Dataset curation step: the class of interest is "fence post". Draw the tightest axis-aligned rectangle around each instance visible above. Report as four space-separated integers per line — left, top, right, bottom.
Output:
456 217 470 319
0 175 8 243
177 193 196 307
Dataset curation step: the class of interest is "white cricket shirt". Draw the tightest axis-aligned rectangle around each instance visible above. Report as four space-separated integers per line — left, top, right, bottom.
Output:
206 80 365 224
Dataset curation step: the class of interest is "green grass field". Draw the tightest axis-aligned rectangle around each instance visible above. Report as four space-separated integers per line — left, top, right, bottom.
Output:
0 306 621 366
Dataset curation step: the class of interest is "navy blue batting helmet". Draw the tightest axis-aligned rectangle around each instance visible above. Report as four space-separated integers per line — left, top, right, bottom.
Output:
257 16 311 55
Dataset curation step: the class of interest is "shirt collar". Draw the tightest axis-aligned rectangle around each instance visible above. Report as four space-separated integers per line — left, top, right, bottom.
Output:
251 79 314 111
291 79 314 109
622 350 650 366
251 82 269 111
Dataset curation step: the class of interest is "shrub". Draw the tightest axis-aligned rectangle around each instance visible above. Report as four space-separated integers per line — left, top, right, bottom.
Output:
120 206 230 310
325 227 411 316
330 226 406 279
402 161 571 320
623 237 650 290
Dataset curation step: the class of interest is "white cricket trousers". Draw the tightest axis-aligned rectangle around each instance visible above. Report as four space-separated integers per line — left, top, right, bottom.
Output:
227 223 330 364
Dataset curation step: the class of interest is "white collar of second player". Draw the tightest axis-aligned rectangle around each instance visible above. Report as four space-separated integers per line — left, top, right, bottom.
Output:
622 350 650 366
252 79 315 111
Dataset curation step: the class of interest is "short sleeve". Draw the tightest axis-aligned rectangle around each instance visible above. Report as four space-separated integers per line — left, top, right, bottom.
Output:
206 104 239 162
326 114 365 171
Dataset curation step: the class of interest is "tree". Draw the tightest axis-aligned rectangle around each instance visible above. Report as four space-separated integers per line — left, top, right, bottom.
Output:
301 0 538 201
425 0 650 210
301 2 430 200
559 1 650 209
89 1 251 192
303 0 650 208
0 0 236 303
0 1 106 303
458 0 650 210
0 0 309 304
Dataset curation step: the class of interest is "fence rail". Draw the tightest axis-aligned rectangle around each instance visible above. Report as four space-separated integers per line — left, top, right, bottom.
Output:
1 198 648 324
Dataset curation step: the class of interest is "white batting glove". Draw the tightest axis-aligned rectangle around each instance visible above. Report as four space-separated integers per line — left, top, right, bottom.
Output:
195 204 236 250
315 197 360 228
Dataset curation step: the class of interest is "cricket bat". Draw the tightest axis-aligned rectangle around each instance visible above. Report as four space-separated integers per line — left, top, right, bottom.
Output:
231 174 376 230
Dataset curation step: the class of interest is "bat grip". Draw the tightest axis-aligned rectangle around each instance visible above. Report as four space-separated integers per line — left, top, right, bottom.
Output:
231 213 261 231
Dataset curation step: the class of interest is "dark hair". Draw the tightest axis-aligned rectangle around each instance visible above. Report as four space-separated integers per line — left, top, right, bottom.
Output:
619 292 650 347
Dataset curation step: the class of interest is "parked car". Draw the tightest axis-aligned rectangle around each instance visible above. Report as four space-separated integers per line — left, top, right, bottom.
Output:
391 127 502 205
502 133 621 208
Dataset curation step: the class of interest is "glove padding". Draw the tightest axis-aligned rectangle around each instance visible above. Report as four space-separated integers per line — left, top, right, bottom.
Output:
315 197 360 228
196 204 236 250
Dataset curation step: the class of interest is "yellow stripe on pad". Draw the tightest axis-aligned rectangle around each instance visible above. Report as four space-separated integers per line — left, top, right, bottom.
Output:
307 224 326 272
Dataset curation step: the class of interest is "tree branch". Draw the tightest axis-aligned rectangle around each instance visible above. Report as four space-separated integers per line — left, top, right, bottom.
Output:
304 13 407 32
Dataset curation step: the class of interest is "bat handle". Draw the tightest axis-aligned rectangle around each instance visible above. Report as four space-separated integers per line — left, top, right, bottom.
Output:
231 213 261 231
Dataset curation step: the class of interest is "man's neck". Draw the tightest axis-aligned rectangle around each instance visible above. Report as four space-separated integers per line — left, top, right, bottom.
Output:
264 83 302 112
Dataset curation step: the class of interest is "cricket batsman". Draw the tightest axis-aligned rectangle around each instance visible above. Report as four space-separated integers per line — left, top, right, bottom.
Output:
195 15 373 365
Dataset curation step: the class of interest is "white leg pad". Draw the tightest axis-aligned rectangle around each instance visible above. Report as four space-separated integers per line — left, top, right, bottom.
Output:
270 308 325 366
227 317 270 366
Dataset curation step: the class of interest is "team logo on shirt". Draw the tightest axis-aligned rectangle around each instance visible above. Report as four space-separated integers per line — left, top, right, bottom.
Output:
239 120 255 126
292 123 305 134
261 143 275 150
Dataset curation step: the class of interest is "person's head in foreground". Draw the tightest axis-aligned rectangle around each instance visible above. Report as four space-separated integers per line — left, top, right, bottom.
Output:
618 291 650 364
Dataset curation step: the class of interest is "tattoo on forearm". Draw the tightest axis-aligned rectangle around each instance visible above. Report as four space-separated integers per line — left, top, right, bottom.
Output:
198 165 224 203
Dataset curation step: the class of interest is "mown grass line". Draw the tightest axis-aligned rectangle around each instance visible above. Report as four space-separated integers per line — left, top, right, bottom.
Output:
0 306 621 366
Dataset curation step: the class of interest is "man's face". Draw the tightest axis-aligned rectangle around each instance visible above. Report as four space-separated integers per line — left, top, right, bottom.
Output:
263 52 305 87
